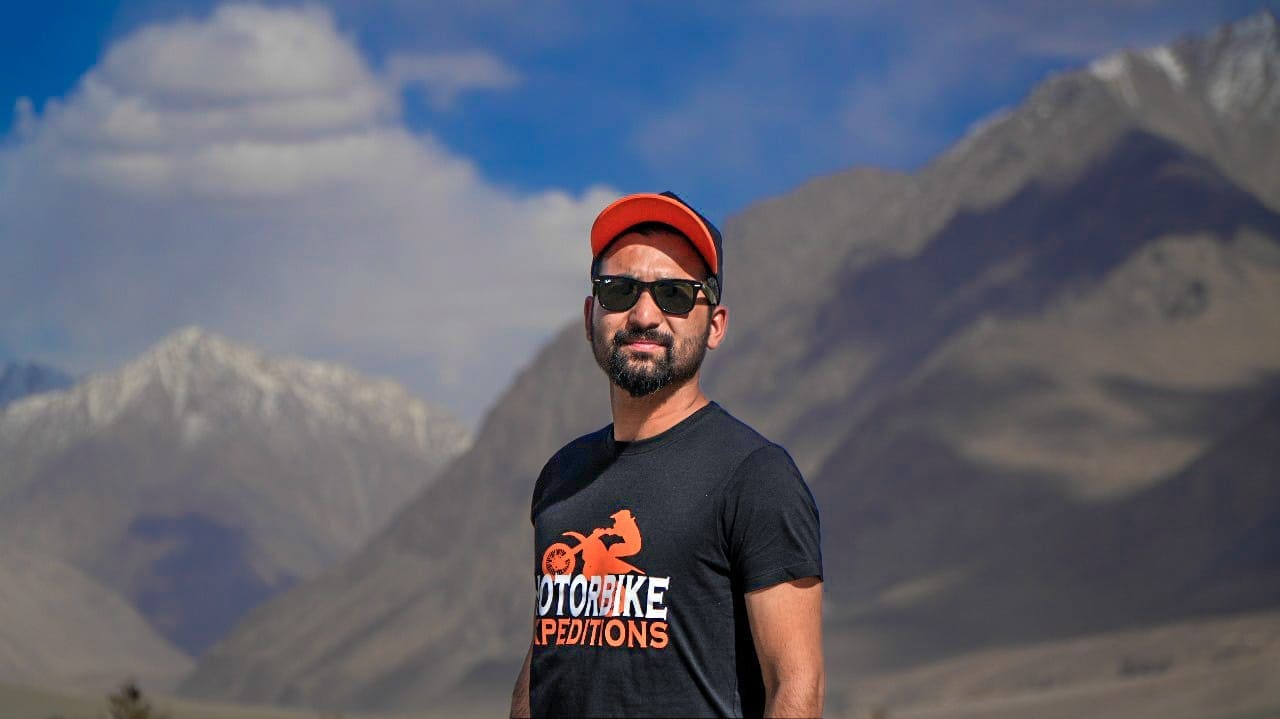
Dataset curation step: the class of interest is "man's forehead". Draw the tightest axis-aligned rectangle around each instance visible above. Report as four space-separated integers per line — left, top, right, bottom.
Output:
599 231 706 278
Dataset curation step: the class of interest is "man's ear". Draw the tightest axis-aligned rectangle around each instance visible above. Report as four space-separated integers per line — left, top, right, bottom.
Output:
583 296 595 342
706 305 729 351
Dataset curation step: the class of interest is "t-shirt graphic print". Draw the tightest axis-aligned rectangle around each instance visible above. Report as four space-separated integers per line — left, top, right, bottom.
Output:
535 508 671 650
530 403 822 718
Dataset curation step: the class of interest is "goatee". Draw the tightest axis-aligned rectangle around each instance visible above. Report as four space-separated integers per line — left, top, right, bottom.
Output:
593 325 708 398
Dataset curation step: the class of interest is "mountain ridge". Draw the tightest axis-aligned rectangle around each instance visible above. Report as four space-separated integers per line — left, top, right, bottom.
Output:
0 545 191 691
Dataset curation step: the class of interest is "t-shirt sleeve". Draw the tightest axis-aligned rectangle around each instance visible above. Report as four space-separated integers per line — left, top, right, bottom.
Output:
531 456 554 526
722 444 823 593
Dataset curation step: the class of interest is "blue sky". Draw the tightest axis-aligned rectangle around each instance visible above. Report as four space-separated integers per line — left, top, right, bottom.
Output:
1 1 1276 423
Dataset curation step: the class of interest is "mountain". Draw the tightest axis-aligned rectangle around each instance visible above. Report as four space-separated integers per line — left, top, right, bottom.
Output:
0 326 470 667
0 545 191 691
0 361 72 408
182 12 1280 713
712 10 1280 471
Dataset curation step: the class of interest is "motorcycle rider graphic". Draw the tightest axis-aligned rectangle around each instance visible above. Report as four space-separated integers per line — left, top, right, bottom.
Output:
542 509 644 578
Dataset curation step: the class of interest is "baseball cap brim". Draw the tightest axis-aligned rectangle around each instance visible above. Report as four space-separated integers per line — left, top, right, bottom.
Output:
590 193 719 274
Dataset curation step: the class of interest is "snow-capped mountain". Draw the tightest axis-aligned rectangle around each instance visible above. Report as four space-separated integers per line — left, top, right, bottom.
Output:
1089 10 1280 119
0 361 72 408
0 326 470 665
1 326 466 465
944 9 1280 217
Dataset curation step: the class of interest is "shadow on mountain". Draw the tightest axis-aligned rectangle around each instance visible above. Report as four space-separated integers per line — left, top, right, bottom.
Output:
1096 376 1273 439
130 513 289 655
793 131 1280 434
824 380 1280 673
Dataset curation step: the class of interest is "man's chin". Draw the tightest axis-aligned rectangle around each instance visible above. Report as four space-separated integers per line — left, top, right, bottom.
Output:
620 354 662 368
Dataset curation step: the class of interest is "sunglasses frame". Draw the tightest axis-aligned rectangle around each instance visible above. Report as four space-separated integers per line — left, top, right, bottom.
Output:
592 275 719 314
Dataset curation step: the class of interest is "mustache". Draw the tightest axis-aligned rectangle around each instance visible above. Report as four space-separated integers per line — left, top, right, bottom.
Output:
611 327 674 348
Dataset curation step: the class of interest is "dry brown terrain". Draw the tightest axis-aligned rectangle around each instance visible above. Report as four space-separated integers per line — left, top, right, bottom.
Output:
0 682 506 719
8 613 1276 719
0 546 189 692
835 610 1280 719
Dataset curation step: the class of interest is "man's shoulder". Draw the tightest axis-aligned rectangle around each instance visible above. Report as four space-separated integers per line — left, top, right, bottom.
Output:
547 424 613 465
698 402 781 458
699 405 808 493
533 425 611 495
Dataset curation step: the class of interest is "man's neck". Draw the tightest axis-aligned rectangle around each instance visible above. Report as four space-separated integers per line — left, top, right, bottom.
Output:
609 377 710 442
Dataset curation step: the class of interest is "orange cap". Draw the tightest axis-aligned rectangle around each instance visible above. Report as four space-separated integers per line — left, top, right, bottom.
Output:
590 192 720 275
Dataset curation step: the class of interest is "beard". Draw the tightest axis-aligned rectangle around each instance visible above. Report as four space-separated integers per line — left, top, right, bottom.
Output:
591 322 710 398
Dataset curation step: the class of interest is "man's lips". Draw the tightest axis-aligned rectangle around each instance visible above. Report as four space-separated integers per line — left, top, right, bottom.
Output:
622 340 666 352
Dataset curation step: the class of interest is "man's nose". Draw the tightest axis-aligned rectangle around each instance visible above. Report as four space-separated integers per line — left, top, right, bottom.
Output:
627 287 664 329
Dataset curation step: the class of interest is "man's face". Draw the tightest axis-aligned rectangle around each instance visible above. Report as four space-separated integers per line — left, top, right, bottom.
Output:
586 230 722 398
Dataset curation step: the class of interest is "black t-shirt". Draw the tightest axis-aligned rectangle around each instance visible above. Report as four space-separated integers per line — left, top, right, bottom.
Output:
529 402 822 718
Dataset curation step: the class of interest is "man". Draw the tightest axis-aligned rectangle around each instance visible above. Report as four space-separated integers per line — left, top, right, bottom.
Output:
511 192 823 718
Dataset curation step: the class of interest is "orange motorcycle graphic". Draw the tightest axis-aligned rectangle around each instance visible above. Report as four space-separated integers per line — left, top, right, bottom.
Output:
542 508 644 578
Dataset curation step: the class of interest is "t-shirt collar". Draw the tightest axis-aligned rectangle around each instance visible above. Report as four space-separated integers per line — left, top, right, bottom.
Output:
606 401 721 457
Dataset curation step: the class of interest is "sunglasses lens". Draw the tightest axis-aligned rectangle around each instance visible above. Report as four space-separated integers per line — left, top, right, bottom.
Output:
653 281 697 314
594 277 701 313
596 278 640 311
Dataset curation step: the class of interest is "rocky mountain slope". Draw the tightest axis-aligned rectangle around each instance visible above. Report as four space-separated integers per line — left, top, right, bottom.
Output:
182 12 1280 712
0 545 191 691
0 327 470 665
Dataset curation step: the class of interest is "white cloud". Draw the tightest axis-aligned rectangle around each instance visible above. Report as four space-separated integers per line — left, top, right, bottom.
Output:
0 3 614 421
100 5 373 105
386 50 521 109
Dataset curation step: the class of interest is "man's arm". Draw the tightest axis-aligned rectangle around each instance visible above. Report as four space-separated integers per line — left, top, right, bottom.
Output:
744 576 824 718
509 642 532 718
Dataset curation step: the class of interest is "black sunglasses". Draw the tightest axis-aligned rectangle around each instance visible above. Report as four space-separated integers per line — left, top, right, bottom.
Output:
592 275 718 314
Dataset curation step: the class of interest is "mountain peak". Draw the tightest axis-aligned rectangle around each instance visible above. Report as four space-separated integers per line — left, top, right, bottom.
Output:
144 325 252 369
125 326 284 416
1203 9 1280 117
156 324 223 351
1231 8 1277 36
1086 10 1279 117
946 9 1278 200
2 327 469 461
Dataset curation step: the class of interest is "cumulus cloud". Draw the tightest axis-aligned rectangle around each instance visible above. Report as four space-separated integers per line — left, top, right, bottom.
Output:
0 3 614 419
386 50 521 109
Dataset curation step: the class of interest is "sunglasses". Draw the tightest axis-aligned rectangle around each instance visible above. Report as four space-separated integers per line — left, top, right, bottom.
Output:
592 275 718 314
